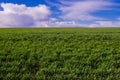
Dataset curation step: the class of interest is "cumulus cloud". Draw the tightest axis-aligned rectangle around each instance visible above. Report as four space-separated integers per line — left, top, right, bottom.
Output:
0 3 51 27
0 3 81 27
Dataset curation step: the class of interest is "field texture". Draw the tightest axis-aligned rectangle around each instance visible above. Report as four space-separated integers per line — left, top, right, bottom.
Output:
0 28 120 80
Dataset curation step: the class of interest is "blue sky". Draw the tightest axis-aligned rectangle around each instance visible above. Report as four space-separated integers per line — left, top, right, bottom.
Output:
0 0 120 27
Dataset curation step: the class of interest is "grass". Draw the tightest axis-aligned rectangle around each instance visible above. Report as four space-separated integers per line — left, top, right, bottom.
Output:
0 28 120 80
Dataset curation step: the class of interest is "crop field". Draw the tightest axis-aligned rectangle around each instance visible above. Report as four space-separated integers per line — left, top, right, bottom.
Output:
0 28 120 80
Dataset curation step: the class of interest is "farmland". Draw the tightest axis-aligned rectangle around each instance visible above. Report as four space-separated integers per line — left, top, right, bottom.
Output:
0 28 120 80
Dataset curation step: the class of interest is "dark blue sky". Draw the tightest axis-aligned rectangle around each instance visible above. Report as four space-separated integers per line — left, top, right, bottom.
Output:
0 0 46 6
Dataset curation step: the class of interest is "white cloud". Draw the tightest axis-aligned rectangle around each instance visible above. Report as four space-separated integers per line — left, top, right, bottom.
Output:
35 20 79 27
89 21 120 27
0 3 82 28
118 17 120 20
59 0 116 21
53 21 77 27
0 3 51 27
0 13 34 27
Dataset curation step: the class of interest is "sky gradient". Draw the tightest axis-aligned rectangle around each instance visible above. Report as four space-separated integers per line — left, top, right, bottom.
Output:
0 0 120 27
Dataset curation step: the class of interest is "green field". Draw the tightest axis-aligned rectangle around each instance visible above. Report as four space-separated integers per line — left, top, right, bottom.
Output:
0 28 120 80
